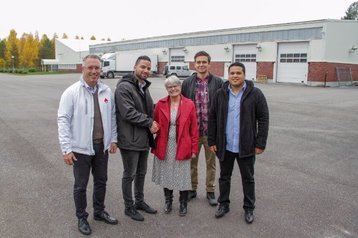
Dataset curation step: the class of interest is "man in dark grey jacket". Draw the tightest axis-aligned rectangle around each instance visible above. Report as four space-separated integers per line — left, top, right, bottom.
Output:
115 56 159 222
181 51 223 206
208 62 269 224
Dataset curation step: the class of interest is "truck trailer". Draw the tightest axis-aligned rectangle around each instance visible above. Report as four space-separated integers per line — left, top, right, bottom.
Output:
100 52 158 78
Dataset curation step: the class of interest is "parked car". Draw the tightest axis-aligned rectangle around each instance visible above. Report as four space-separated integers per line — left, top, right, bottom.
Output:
164 64 195 78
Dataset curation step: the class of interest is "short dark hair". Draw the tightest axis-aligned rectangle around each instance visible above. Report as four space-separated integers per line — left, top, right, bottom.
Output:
194 51 211 63
228 62 246 75
135 55 151 65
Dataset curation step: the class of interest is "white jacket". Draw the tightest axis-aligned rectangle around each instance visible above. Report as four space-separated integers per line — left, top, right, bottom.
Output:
58 76 117 155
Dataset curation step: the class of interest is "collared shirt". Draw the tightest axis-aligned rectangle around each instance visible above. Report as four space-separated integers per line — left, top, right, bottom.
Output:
194 75 209 136
84 81 98 94
138 81 146 94
226 82 246 153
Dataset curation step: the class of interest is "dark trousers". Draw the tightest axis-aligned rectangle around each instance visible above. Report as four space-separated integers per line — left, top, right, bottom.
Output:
73 143 108 219
120 149 149 208
218 150 255 211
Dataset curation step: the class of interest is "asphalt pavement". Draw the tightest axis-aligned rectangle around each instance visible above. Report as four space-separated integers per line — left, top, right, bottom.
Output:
0 73 357 238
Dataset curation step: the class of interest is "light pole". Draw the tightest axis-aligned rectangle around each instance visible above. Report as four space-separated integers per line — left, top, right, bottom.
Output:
11 55 15 71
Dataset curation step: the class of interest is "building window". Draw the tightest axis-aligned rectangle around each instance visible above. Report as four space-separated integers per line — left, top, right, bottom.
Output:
171 55 185 62
235 54 256 62
280 53 307 63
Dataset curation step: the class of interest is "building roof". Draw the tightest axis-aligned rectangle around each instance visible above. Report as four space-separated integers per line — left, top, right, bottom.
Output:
57 38 107 52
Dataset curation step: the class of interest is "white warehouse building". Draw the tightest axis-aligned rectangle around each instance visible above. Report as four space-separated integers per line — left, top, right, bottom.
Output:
90 19 358 86
42 38 105 72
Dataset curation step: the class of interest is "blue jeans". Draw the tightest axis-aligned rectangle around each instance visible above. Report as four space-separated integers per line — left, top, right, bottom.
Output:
120 149 149 208
73 143 108 219
218 151 256 211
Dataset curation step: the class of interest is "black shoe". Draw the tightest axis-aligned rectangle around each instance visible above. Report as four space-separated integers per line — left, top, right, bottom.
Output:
207 192 218 206
125 207 144 221
245 210 254 224
135 202 157 214
179 202 187 216
94 211 118 225
188 190 197 201
164 201 172 214
78 218 91 236
215 205 230 218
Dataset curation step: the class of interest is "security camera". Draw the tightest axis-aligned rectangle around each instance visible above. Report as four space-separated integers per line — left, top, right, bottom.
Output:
351 46 358 51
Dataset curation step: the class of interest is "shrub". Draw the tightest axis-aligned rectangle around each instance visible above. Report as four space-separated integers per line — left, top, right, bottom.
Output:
29 68 37 72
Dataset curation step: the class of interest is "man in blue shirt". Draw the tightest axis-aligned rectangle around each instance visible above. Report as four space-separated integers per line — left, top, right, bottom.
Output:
208 62 269 224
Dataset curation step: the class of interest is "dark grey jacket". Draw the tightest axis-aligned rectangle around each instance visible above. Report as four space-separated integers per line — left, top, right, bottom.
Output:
181 73 223 109
115 74 155 151
208 80 269 161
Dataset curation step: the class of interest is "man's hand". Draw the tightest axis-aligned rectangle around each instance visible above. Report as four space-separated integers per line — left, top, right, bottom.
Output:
255 148 264 155
63 152 77 165
109 143 117 154
150 121 159 134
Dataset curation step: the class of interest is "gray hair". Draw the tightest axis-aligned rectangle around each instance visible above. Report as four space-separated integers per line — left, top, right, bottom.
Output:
82 54 101 66
164 75 182 88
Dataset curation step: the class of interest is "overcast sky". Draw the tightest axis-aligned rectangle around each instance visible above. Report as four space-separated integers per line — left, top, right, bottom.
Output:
1 0 354 41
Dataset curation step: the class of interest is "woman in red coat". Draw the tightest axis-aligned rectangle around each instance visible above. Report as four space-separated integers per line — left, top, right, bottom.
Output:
151 75 199 216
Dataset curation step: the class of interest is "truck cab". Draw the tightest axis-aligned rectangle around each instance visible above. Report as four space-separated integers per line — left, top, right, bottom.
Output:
100 53 116 78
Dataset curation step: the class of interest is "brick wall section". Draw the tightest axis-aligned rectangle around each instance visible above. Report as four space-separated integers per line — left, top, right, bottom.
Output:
158 62 167 75
76 64 82 73
308 62 358 82
188 61 225 77
257 62 274 79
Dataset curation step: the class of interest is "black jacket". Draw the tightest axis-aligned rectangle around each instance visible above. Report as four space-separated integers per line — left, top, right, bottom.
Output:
114 74 155 151
181 73 223 109
208 80 269 161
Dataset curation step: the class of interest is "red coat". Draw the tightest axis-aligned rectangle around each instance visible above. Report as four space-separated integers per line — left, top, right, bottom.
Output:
151 96 199 160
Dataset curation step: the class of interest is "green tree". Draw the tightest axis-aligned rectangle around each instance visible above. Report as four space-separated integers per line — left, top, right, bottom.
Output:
39 34 54 62
90 35 96 40
0 38 6 59
62 33 68 39
107 38 111 41
342 1 358 20
75 35 80 39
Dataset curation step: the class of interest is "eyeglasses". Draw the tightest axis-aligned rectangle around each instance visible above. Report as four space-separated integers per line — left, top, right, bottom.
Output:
166 85 179 89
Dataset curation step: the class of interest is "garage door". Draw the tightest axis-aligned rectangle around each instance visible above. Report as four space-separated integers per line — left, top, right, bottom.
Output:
233 45 257 81
277 42 308 84
169 48 186 64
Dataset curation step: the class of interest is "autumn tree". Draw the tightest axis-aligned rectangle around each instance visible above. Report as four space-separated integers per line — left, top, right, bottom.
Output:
4 29 19 68
50 33 58 58
62 33 68 39
75 35 80 39
90 35 96 40
19 33 39 68
342 1 358 20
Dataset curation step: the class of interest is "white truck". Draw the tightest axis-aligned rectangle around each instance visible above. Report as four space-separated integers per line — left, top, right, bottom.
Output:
100 52 158 78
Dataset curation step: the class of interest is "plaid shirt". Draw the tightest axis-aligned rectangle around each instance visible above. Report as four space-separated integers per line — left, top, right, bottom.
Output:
195 76 209 136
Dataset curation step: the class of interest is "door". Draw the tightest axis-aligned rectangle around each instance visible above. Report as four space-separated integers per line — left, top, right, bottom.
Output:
277 42 309 84
233 44 257 81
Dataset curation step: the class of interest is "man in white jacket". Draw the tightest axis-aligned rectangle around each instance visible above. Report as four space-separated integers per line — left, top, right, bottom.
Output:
58 55 118 236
